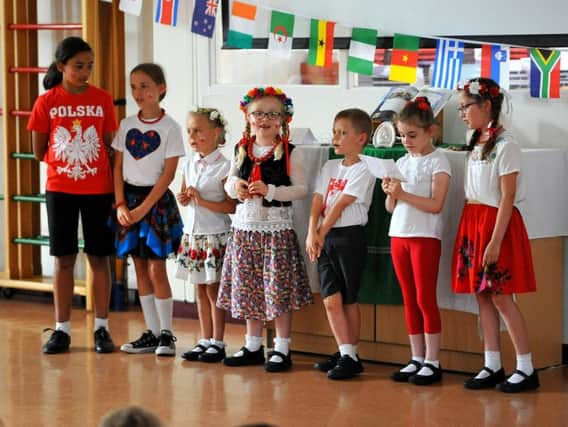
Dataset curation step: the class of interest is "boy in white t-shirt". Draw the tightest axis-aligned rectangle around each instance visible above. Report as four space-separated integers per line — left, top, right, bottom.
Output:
306 108 376 380
382 97 451 386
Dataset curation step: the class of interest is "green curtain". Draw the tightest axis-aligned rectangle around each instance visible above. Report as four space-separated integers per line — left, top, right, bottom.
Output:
329 145 407 304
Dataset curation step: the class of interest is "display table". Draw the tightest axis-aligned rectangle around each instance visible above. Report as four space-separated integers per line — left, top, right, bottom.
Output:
289 144 567 371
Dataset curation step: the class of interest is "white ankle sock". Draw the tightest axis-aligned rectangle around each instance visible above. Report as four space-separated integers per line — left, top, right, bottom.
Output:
338 344 357 361
475 351 502 379
401 356 424 373
94 317 109 331
56 321 70 335
508 353 534 384
155 297 173 333
194 338 211 352
205 338 225 354
139 294 160 336
417 359 439 376
269 337 290 363
233 335 263 357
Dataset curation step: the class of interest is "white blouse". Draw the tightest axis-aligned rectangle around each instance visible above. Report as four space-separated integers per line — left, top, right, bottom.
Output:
181 148 232 235
225 144 307 232
465 132 525 208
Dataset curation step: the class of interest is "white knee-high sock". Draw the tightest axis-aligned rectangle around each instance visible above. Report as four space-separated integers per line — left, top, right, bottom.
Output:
155 297 173 333
139 294 160 336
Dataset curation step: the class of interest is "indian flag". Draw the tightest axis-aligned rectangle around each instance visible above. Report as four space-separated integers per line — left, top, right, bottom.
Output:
268 10 295 58
347 28 377 75
389 33 420 83
308 19 335 67
227 1 257 49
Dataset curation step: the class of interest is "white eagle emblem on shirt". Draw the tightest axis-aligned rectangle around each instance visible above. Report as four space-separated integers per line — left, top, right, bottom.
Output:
52 119 100 180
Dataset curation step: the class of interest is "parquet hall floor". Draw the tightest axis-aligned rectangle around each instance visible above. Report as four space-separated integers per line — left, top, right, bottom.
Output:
0 298 566 427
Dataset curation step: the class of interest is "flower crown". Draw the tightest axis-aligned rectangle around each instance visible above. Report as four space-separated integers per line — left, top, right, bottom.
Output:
460 79 501 99
189 106 228 130
240 86 294 122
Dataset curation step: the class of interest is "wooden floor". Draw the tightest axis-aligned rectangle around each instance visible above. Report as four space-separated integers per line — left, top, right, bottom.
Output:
0 298 567 427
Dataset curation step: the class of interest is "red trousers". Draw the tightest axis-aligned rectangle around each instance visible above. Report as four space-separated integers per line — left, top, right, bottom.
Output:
391 237 442 335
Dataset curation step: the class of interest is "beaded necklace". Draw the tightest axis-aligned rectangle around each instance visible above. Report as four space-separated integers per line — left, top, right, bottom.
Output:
138 108 165 124
247 135 281 183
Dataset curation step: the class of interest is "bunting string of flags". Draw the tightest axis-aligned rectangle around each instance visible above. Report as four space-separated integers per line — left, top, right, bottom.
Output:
109 0 564 98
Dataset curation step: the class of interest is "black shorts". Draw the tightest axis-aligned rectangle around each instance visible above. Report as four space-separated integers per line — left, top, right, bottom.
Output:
317 225 366 304
46 191 114 257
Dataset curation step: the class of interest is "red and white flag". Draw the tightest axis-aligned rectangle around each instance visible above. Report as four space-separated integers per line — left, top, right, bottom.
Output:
155 0 179 26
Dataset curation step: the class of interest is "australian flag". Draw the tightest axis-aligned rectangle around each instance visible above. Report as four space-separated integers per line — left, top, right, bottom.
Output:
191 0 219 38
431 39 465 89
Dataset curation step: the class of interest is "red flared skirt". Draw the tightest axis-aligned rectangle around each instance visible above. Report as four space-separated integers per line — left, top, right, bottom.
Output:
451 204 536 294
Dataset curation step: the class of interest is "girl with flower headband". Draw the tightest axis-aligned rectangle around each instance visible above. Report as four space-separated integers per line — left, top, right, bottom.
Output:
217 86 313 372
112 63 185 357
175 107 236 363
453 77 538 393
382 96 451 385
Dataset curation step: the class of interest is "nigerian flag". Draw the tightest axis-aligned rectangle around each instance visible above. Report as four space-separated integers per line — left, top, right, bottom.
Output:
348 27 377 75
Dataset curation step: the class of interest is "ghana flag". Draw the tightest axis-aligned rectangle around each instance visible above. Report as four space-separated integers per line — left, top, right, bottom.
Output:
308 19 335 67
389 34 419 83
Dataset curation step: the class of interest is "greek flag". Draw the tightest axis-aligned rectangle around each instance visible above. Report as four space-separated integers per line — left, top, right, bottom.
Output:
431 39 464 89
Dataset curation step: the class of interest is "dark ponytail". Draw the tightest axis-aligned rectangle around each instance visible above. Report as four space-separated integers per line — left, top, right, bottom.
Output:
43 36 93 90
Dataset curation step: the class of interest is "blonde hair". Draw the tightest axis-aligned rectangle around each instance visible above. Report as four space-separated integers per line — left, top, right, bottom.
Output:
235 112 291 169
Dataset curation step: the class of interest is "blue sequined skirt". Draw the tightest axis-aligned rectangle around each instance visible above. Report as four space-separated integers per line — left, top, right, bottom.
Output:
109 183 183 259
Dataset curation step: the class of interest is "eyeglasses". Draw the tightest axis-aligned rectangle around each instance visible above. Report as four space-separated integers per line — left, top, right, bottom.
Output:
249 111 283 120
456 102 477 114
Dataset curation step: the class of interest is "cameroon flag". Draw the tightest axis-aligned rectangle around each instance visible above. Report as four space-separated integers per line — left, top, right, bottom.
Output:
308 19 335 67
389 34 420 83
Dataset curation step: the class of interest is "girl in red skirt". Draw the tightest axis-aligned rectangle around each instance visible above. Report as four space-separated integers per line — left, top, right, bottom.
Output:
452 77 538 393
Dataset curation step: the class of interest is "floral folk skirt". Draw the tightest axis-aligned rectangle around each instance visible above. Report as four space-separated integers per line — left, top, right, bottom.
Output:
175 232 228 284
110 183 183 259
217 227 313 321
451 204 536 294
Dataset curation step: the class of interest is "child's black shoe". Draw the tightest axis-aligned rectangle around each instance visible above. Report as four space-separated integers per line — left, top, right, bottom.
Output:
265 351 292 372
181 343 209 361
198 345 226 363
496 370 540 393
327 355 363 380
464 367 506 390
42 329 71 354
314 352 340 372
408 363 443 386
391 359 422 382
223 346 265 367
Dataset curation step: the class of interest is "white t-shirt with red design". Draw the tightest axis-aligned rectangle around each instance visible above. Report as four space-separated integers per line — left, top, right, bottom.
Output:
315 158 376 228
27 84 118 194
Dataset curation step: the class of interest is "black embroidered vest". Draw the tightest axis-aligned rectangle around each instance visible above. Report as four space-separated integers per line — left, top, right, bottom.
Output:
237 143 296 207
